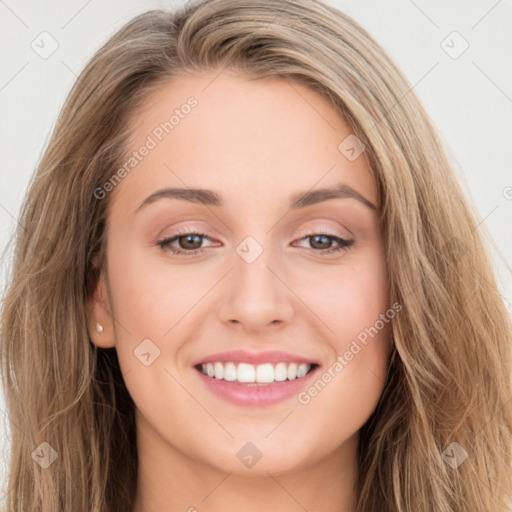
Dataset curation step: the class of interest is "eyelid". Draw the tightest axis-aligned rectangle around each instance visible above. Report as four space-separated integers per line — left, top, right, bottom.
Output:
157 223 217 239
158 220 351 242
293 222 352 239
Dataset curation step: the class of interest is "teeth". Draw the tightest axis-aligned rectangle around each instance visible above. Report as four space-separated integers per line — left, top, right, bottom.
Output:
223 362 236 381
256 363 274 383
238 363 256 383
287 363 297 380
200 362 313 384
274 362 288 381
214 362 224 380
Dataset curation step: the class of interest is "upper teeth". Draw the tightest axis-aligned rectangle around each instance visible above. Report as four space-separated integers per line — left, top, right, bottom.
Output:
200 362 312 383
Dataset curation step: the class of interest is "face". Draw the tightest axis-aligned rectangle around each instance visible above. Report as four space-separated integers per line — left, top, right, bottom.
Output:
88 69 392 477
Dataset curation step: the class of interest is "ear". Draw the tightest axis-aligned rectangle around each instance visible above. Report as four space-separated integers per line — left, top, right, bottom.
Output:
86 256 116 349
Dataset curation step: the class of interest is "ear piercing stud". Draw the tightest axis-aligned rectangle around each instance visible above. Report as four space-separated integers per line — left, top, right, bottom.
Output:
95 322 104 334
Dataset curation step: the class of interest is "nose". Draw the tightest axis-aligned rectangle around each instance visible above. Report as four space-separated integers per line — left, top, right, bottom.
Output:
217 243 295 332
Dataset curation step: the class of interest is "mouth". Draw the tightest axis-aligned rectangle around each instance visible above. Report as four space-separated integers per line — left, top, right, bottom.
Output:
191 350 321 405
194 361 319 386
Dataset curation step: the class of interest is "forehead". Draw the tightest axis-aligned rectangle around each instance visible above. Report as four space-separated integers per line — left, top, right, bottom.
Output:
110 69 377 214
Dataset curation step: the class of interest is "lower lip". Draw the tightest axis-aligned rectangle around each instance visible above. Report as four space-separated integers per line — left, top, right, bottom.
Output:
195 366 319 406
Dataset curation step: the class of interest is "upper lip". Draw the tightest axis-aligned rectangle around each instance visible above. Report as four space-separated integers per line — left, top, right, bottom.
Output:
192 350 319 367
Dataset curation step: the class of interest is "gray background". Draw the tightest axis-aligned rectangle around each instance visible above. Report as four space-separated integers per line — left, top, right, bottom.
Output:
1 0 511 497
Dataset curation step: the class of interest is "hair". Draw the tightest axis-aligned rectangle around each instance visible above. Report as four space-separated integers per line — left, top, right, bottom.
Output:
1 0 511 510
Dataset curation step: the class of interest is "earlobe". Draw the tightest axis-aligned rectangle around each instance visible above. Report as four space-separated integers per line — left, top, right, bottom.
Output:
87 267 116 349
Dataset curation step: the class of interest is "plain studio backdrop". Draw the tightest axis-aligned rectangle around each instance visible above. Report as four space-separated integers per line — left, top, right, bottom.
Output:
0 0 511 499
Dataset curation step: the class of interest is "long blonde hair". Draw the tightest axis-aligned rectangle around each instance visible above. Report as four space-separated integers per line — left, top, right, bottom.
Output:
1 0 511 510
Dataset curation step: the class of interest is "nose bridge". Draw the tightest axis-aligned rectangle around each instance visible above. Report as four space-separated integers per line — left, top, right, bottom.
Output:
234 232 281 298
217 232 294 328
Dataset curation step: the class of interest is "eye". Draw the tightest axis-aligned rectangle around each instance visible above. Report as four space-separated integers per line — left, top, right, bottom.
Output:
292 233 354 254
156 229 354 256
156 229 217 256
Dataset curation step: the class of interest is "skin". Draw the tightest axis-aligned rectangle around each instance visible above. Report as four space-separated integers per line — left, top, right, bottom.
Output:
87 69 393 512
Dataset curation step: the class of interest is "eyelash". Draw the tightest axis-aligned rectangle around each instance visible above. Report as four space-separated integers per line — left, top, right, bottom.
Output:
156 228 354 256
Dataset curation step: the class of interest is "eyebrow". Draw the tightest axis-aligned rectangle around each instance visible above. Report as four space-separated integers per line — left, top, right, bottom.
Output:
134 183 377 213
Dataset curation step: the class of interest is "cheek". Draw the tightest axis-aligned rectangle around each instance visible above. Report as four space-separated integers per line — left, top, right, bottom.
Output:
296 282 392 448
294 248 391 412
105 243 224 380
297 249 390 343
106 243 201 335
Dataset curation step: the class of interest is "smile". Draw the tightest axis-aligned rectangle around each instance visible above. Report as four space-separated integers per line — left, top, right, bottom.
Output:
197 361 315 385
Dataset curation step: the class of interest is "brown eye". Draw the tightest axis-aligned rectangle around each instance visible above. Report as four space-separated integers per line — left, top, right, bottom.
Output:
157 231 216 255
309 234 333 250
175 234 203 250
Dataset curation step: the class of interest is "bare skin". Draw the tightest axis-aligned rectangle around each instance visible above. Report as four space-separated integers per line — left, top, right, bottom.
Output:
88 68 392 512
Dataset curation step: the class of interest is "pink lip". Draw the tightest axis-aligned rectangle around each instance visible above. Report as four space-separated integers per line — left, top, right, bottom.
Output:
195 365 320 406
191 349 318 366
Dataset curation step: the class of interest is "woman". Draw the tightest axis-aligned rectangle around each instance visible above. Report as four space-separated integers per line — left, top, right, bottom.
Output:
1 0 511 510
